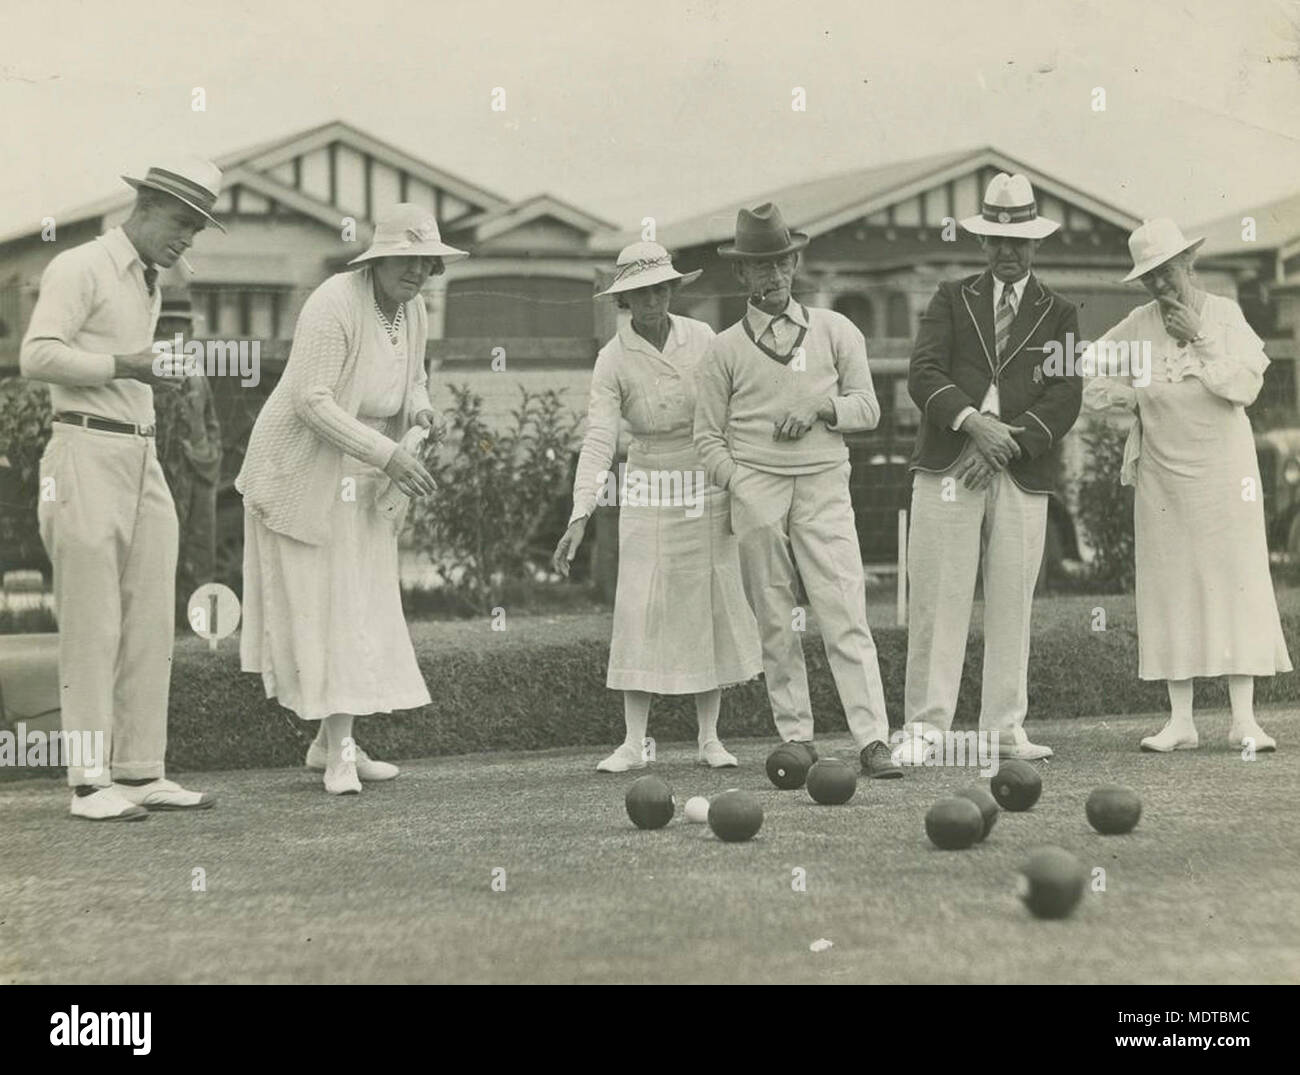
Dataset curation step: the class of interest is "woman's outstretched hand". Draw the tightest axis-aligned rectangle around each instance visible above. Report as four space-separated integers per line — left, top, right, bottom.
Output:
552 517 588 577
384 446 437 498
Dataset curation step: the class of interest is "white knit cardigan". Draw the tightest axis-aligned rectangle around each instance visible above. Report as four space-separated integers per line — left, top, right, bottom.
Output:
236 267 434 546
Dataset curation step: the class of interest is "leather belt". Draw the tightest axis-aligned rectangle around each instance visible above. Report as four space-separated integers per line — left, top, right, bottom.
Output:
53 412 156 437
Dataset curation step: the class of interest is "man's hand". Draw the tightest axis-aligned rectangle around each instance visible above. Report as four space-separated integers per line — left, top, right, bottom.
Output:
1160 298 1203 344
115 349 185 391
960 411 1024 467
773 397 834 441
956 451 997 491
414 409 436 429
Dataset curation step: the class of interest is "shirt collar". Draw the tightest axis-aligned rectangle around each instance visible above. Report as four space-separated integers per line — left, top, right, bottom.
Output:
745 297 808 337
101 226 149 277
992 273 1030 308
617 312 685 355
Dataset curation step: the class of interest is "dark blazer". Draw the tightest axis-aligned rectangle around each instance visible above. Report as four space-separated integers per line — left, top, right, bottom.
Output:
907 270 1081 494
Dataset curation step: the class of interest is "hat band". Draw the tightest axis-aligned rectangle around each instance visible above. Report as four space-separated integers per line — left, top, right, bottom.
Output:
735 230 795 254
981 201 1038 225
612 255 674 283
144 168 218 211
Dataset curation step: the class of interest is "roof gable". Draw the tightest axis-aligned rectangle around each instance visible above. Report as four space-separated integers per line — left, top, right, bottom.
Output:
1195 190 1300 258
643 146 1142 253
0 119 512 247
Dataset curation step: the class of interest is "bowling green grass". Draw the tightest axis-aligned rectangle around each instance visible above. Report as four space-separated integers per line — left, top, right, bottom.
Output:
2 710 1298 985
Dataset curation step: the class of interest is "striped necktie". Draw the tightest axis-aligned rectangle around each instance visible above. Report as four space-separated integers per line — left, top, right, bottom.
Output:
143 263 158 296
995 284 1017 358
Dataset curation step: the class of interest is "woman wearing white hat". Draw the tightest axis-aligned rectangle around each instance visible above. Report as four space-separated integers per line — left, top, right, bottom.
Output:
238 204 466 793
553 242 762 771
1083 218 1290 753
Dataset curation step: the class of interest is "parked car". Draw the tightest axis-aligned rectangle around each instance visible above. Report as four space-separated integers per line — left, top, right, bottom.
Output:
1254 426 1300 559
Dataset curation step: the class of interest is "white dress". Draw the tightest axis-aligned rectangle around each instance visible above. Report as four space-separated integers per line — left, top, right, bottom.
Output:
241 321 433 720
1083 294 1292 680
571 314 762 694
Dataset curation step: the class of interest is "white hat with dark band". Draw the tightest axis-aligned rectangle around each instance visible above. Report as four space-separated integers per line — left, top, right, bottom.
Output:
960 173 1060 240
597 241 702 296
123 155 226 232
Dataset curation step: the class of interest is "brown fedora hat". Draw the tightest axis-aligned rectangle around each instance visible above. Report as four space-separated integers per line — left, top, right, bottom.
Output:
717 202 809 259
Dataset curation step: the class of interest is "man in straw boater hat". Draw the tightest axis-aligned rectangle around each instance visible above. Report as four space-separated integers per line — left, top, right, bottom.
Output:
21 155 225 820
896 172 1082 766
694 202 902 779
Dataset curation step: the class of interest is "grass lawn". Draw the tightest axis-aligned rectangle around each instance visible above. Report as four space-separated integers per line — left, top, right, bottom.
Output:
171 585 1296 659
2 707 1297 984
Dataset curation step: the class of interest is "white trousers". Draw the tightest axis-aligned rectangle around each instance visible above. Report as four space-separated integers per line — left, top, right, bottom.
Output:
904 464 1047 734
37 425 177 786
731 461 889 747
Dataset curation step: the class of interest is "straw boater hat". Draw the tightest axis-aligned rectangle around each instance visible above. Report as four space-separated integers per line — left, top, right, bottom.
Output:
122 155 226 232
597 241 701 296
960 173 1059 240
348 203 469 266
717 203 809 259
1121 218 1205 282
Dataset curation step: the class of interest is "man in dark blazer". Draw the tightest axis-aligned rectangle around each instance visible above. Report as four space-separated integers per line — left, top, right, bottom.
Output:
899 173 1081 764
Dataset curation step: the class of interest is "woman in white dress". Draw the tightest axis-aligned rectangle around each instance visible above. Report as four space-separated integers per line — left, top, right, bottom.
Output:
553 242 762 772
237 204 457 793
1083 219 1290 753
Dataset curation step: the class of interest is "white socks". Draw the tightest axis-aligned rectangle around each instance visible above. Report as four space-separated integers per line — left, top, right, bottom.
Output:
1166 679 1195 734
695 689 722 746
1228 675 1258 730
622 691 651 752
322 713 355 765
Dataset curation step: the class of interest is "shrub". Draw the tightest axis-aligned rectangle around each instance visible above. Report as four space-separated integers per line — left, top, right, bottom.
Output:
0 377 53 577
1074 419 1135 592
409 383 581 614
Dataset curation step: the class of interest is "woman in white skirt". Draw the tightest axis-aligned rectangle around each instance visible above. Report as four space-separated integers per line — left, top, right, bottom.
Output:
553 242 762 771
237 204 455 793
1084 219 1290 753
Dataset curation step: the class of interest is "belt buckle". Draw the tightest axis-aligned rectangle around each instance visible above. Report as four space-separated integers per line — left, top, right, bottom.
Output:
139 423 156 437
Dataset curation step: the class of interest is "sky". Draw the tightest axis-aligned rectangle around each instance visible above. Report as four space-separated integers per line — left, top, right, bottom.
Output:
2 0 1300 238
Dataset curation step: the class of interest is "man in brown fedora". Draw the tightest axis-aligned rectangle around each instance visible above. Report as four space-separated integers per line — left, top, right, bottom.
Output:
21 155 225 820
694 202 901 778
898 173 1082 765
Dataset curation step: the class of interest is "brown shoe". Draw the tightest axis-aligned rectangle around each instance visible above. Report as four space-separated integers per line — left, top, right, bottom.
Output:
860 740 903 779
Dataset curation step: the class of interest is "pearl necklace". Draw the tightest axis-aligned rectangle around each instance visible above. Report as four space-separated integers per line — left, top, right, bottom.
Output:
374 298 405 343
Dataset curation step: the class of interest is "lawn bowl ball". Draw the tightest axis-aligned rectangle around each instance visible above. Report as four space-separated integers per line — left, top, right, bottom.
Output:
805 759 857 805
1018 847 1087 919
1085 785 1142 835
707 789 764 842
954 785 1000 840
766 743 812 790
925 796 985 850
684 795 710 824
990 758 1042 812
625 775 675 830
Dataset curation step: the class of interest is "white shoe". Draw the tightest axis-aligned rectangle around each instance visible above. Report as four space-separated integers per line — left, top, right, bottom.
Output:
1228 724 1277 752
996 727 1054 761
324 760 362 795
70 786 149 822
305 741 399 780
698 740 738 768
1140 723 1199 753
596 743 646 773
892 726 943 766
113 778 214 810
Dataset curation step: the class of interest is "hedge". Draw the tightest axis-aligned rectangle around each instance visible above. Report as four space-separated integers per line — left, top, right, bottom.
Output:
6 604 1299 781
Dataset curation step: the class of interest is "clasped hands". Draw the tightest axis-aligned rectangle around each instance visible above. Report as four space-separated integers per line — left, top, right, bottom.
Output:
956 411 1025 491
772 396 835 441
